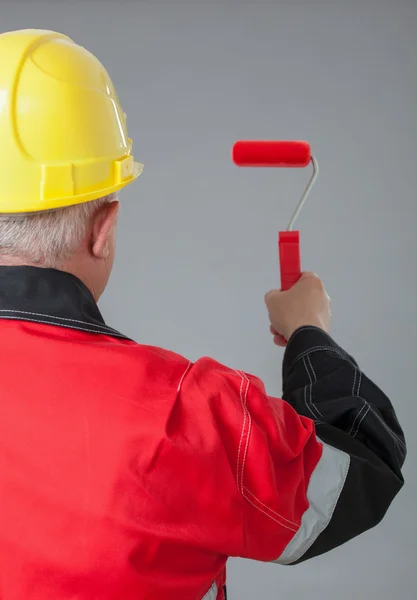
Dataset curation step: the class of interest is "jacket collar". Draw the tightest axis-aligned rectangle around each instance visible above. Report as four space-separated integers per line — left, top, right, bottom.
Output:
0 266 128 339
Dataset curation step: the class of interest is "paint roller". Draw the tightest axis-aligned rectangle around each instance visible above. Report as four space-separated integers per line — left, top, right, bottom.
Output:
232 140 319 291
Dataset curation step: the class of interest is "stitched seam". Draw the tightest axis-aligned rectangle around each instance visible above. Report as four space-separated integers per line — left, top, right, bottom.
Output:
240 373 251 494
348 400 406 452
352 406 370 438
0 308 116 333
242 488 298 533
243 487 299 528
348 401 367 436
298 452 351 559
177 362 192 392
306 353 317 381
304 381 320 421
352 363 363 398
306 354 323 417
0 315 126 338
302 357 322 420
275 438 328 559
356 370 362 397
235 371 247 491
289 346 350 371
352 367 357 397
234 370 300 531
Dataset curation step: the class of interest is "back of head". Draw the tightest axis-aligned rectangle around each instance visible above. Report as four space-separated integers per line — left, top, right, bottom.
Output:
0 195 114 268
0 29 142 276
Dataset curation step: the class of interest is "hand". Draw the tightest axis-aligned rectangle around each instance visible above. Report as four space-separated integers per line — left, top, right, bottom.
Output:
265 272 331 347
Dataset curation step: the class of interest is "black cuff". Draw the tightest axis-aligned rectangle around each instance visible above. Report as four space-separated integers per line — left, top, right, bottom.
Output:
282 326 354 382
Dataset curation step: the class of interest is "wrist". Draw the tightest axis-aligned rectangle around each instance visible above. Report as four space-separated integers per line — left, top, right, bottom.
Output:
286 318 328 340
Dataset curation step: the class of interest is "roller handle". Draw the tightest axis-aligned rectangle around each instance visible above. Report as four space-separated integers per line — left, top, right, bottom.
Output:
279 231 301 291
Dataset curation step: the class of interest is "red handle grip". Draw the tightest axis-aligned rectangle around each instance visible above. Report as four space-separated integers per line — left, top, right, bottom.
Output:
279 231 301 291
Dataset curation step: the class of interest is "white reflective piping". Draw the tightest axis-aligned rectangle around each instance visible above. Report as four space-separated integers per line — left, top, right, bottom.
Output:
202 582 217 600
275 438 351 565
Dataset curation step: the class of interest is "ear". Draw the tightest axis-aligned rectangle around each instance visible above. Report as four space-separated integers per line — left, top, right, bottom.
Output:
91 201 120 259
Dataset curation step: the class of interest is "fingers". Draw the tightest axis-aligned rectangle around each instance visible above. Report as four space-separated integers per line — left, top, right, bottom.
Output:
265 272 321 302
273 333 287 347
270 324 286 347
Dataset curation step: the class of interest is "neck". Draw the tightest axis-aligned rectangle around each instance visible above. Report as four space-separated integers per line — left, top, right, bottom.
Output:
0 256 41 267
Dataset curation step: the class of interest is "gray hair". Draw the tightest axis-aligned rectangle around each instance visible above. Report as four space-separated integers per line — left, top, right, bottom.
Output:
0 193 116 268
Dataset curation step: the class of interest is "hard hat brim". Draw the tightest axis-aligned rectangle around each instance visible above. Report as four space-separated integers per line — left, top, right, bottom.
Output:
0 162 144 214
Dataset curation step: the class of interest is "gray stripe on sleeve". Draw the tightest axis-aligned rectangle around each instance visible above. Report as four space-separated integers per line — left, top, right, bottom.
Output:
275 438 351 565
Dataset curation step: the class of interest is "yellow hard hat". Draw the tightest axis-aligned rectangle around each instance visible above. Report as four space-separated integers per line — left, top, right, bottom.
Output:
0 29 143 213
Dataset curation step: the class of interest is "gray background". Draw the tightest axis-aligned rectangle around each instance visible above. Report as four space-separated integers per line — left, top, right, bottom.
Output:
2 1 416 598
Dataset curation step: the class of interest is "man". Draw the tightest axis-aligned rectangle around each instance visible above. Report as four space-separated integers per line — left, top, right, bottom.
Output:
0 29 405 600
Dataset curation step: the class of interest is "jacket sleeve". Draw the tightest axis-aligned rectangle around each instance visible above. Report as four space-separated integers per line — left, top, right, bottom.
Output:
278 325 406 563
177 326 405 565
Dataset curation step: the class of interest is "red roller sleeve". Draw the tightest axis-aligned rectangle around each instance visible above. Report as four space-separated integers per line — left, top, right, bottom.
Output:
231 139 315 300
232 140 311 168
279 231 301 291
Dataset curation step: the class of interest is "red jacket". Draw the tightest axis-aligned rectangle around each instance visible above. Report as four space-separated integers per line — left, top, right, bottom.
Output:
0 267 405 599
